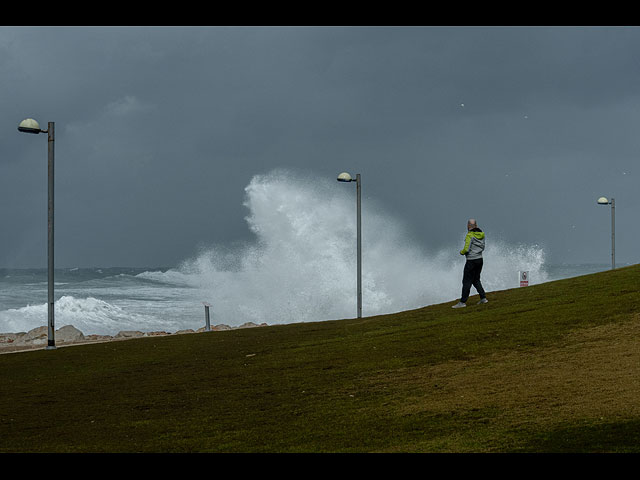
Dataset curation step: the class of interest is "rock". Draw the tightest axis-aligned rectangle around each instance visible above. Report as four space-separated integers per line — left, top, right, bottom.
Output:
15 326 49 345
0 332 24 344
238 322 260 329
56 325 85 343
86 334 113 342
115 331 146 338
8 325 83 346
175 329 195 335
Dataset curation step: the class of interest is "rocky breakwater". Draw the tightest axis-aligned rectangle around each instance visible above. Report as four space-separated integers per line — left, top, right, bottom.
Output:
0 322 268 354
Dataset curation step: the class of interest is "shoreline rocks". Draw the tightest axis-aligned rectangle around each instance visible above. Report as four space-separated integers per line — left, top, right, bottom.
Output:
0 321 268 354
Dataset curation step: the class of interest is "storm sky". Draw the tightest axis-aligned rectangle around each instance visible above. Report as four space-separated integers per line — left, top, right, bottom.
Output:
1 26 638 268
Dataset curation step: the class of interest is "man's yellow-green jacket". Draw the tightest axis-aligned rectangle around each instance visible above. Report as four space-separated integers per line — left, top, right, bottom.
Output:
460 228 485 260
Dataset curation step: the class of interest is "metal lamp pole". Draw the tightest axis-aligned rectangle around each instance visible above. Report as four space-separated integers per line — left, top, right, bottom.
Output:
597 196 615 270
337 172 362 318
18 118 56 349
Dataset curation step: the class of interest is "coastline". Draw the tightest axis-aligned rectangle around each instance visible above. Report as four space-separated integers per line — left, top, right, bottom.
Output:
0 322 268 355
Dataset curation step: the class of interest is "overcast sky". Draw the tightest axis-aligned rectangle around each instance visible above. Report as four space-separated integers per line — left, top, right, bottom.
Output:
1 26 638 268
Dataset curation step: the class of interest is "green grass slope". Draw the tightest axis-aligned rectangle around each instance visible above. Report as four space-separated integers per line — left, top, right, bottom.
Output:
1 265 639 452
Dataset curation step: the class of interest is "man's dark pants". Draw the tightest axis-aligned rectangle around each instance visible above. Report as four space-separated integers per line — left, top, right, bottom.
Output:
461 258 486 303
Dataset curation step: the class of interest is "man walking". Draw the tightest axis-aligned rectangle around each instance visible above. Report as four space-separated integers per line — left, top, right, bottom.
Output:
452 219 488 308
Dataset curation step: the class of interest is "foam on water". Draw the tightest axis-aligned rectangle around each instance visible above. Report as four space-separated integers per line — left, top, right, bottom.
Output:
0 296 181 336
0 169 548 335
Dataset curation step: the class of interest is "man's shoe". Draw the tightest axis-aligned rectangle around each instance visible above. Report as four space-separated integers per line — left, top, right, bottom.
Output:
451 302 466 309
477 298 488 305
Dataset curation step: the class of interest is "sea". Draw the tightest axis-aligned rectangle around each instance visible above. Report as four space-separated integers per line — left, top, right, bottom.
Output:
0 263 612 336
0 171 619 336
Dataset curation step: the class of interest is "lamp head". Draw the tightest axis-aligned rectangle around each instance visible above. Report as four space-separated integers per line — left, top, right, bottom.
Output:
18 118 42 134
597 197 610 205
337 172 353 182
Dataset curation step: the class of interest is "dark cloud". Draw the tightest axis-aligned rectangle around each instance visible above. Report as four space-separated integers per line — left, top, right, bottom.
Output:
1 26 638 267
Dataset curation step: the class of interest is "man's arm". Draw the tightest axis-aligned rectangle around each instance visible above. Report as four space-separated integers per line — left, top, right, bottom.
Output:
460 232 472 255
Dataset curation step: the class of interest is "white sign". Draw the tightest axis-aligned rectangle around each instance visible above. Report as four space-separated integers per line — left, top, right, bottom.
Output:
519 271 529 287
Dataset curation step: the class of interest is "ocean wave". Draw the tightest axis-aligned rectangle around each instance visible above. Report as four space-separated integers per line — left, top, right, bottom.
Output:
0 295 180 336
134 270 198 287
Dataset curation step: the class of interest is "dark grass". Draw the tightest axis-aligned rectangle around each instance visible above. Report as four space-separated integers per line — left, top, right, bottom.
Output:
1 264 639 452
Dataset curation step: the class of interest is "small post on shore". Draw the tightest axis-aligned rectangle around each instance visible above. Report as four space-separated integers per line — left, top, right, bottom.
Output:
203 302 211 331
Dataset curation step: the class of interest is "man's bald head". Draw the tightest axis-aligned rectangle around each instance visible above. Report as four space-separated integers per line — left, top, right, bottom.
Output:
467 219 477 230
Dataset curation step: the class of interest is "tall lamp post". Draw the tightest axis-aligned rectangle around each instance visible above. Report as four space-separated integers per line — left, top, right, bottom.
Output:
337 172 361 318
18 118 56 350
597 196 615 270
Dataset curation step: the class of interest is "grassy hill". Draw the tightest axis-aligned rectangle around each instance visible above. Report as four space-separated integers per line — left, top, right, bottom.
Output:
1 264 639 453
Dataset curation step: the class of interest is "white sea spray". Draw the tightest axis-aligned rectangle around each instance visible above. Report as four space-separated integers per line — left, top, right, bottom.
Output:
170 169 548 325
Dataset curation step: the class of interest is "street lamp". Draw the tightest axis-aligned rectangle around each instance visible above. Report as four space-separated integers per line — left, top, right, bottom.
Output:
337 172 362 318
18 118 56 350
597 196 615 270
